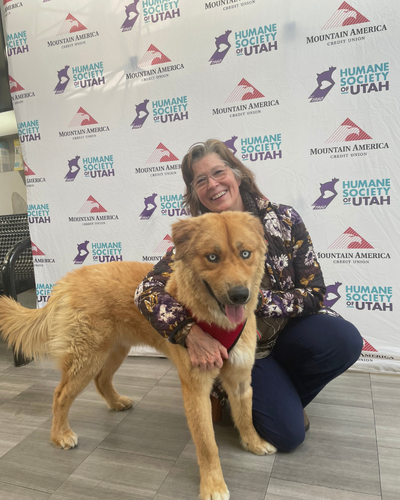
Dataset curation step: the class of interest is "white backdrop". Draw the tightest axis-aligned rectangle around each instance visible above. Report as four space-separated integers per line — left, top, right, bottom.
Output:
2 0 399 372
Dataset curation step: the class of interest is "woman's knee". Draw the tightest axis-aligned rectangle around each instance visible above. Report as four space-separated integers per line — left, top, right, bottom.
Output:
253 410 305 453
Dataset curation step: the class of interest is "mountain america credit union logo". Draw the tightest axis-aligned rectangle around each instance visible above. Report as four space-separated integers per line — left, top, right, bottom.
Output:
68 196 119 225
135 143 181 177
47 14 100 50
58 107 110 140
142 234 173 262
24 161 46 187
212 78 279 118
3 0 23 17
126 44 184 82
317 227 390 265
31 242 55 266
310 118 389 160
9 76 35 105
306 2 387 47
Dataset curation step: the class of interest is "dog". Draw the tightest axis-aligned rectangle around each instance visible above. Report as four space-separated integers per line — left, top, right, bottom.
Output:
0 211 277 500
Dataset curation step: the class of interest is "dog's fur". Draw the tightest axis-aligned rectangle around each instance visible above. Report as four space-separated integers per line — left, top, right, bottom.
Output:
0 211 276 500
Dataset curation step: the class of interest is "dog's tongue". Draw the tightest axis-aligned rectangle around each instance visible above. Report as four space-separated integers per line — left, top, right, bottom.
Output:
225 305 245 324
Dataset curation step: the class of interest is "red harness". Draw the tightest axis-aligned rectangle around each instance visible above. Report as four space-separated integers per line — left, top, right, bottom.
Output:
192 316 247 352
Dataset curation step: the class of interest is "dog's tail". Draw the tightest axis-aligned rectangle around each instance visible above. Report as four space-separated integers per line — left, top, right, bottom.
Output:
0 296 53 359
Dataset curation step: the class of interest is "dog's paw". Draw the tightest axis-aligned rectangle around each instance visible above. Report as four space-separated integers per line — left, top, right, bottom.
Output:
111 396 133 411
241 436 277 456
53 431 78 450
200 482 230 500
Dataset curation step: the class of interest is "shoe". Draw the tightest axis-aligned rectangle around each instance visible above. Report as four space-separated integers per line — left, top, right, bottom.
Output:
303 409 310 432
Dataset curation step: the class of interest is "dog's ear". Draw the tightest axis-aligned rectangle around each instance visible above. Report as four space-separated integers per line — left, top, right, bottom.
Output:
248 214 267 251
171 218 197 260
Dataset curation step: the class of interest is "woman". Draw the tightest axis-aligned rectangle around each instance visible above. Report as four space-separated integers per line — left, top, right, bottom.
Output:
134 139 363 452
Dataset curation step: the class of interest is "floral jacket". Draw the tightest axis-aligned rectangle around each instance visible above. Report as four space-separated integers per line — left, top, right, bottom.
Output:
134 195 330 352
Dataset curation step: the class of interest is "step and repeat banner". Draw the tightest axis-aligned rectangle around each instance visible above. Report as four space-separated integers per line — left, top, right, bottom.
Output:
2 0 399 372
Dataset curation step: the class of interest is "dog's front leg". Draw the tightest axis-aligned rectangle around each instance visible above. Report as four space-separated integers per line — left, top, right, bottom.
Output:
180 372 230 500
219 365 277 456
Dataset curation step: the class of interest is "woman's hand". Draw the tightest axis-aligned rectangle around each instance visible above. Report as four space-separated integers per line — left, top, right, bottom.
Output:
185 324 229 371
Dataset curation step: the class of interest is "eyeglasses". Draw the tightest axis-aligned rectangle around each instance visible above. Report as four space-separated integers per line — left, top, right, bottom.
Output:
191 165 229 191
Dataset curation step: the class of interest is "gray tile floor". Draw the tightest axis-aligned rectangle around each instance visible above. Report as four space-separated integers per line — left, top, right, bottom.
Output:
0 291 399 500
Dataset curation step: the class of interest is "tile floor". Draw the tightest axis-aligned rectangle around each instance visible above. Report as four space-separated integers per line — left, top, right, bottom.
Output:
0 291 399 500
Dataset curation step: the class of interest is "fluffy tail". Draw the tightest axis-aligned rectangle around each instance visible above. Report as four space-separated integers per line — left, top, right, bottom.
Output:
0 296 52 359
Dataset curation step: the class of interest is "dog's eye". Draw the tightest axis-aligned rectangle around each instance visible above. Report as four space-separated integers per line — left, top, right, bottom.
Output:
207 253 219 263
240 250 251 259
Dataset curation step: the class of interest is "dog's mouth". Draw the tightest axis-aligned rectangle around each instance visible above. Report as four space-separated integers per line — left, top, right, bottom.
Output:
203 280 248 324
224 304 245 324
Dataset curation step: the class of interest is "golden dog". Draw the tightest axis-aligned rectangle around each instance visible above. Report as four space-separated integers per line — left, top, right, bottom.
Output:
0 211 276 500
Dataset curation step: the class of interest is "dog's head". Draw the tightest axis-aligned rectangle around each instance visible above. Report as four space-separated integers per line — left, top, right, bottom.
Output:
171 211 266 325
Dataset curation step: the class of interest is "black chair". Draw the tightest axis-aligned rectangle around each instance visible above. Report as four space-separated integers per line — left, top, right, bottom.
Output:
0 213 35 367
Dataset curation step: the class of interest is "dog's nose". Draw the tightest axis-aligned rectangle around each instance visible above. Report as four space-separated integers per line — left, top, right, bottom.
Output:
228 286 249 304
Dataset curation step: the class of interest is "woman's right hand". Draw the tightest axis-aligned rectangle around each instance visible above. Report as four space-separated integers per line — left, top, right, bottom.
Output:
185 324 229 371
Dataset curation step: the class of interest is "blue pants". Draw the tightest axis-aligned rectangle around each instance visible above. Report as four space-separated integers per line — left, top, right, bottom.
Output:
251 314 363 452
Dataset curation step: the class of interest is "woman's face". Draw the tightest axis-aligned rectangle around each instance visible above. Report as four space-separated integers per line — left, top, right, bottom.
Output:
192 153 244 213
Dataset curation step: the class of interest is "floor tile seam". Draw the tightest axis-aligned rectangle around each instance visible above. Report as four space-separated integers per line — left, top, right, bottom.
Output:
268 473 381 496
265 477 384 499
0 477 53 496
96 443 183 464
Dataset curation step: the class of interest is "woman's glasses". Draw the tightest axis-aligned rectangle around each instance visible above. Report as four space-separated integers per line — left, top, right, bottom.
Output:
191 165 229 191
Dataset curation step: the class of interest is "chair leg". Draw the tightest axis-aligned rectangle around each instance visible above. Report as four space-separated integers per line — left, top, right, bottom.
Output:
13 347 32 367
211 394 223 423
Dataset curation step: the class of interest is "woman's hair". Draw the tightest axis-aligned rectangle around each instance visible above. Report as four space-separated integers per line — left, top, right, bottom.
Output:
181 139 266 216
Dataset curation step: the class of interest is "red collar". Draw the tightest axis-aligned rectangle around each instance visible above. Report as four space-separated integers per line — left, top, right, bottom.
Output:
190 312 246 352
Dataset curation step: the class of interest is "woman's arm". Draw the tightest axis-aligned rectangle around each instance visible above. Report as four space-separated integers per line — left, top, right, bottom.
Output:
257 208 326 318
134 249 193 345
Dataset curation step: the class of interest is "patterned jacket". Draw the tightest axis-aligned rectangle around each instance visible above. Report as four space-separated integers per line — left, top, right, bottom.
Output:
134 195 330 354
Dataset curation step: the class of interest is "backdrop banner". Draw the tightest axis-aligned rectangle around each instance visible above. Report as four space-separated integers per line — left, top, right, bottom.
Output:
2 0 399 371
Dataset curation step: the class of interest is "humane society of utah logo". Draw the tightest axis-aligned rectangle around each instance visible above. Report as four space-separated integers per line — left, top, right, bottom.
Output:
131 96 188 129
235 23 277 58
28 203 51 224
212 78 279 118
309 62 389 102
58 107 110 140
36 283 54 304
312 177 391 209
210 30 232 65
309 118 389 159
126 44 184 82
240 133 282 162
72 61 106 89
142 0 180 24
9 76 35 105
121 1 140 31
65 154 115 181
160 193 189 217
323 281 393 312
92 241 123 263
68 196 119 226
17 119 41 143
47 14 100 50
135 143 181 177
317 227 390 265
6 30 29 57
306 2 387 48
140 193 158 220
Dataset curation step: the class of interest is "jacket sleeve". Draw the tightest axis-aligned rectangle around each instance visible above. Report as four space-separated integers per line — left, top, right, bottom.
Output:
256 208 326 318
134 249 194 345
